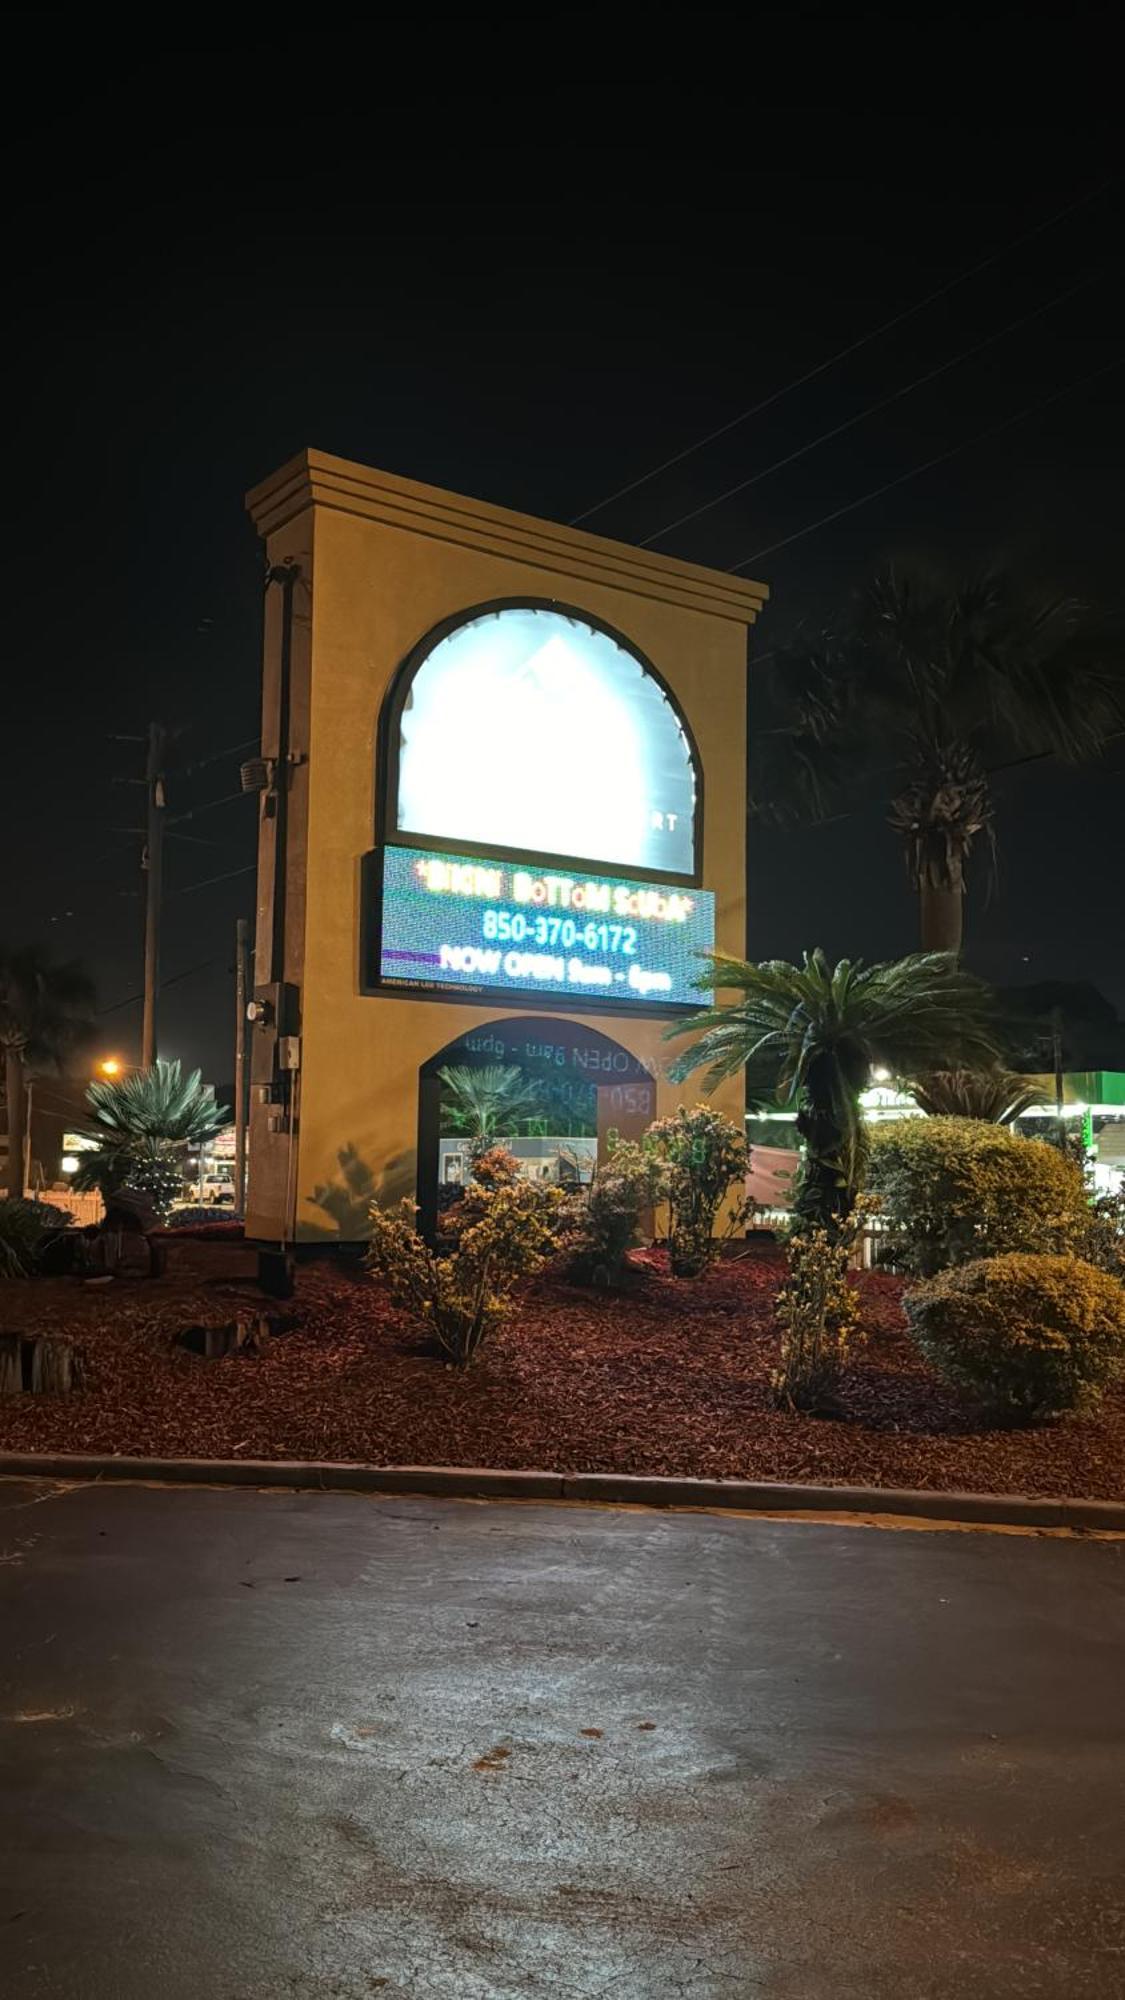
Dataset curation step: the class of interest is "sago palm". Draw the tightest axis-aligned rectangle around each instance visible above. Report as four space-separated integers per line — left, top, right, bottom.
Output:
85 1057 227 1144
667 949 999 1231
1 946 97 1197
76 1059 227 1217
909 1067 1041 1123
438 1064 543 1156
766 568 1123 953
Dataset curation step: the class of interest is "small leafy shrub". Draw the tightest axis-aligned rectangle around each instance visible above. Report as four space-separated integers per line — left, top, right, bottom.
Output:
867 1118 1089 1276
437 1147 521 1245
644 1105 749 1278
366 1173 564 1365
561 1138 666 1287
0 1197 74 1278
905 1252 1125 1420
772 1205 867 1412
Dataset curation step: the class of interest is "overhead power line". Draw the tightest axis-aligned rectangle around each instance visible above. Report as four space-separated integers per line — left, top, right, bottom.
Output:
183 736 260 774
731 352 1125 571
569 175 1118 529
169 863 256 899
97 959 220 1017
639 270 1102 546
170 788 253 826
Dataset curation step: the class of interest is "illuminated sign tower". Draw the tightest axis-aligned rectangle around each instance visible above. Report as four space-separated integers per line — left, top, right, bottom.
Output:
244 451 767 1245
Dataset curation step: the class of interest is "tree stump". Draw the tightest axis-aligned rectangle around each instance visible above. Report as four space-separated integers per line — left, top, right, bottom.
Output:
0 1334 82 1394
176 1312 289 1359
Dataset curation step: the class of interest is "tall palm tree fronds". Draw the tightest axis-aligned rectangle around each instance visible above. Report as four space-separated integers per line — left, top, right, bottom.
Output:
667 949 1000 1230
764 568 1124 952
1 946 97 1197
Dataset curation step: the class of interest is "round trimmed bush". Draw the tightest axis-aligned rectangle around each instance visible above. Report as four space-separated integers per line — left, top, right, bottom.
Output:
867 1117 1089 1276
904 1252 1125 1419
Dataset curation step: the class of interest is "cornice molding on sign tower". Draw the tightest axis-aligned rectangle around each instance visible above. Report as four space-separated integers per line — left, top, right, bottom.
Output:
246 448 769 627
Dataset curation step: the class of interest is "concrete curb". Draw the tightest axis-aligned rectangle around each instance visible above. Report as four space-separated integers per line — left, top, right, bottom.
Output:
0 1450 1122 1532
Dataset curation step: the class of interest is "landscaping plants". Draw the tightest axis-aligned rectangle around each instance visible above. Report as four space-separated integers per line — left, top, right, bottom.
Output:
3 1238 1125 1498
643 1104 749 1277
561 1138 665 1287
0 1198 74 1279
1 945 96 1199
772 1196 878 1412
907 1067 1041 1123
75 1058 228 1221
772 1209 867 1413
868 1117 1090 1275
904 1251 1125 1420
667 949 999 1233
366 1165 564 1365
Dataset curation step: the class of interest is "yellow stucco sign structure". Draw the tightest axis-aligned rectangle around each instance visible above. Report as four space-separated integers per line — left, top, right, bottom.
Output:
244 449 767 1249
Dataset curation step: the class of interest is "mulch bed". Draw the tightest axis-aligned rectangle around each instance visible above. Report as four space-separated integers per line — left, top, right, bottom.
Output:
1 1239 1123 1499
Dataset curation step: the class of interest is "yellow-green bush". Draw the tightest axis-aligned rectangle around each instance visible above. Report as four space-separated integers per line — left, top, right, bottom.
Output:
904 1252 1125 1419
643 1104 749 1278
867 1118 1089 1276
366 1169 563 1366
772 1205 870 1412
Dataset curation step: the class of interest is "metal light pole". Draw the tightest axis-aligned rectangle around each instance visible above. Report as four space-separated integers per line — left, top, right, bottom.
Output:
141 722 167 1070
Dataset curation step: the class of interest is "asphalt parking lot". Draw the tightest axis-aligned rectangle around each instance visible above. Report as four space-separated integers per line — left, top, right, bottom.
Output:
2 1479 1123 1998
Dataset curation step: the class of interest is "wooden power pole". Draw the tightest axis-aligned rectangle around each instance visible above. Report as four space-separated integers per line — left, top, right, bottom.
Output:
233 916 251 1211
141 722 167 1070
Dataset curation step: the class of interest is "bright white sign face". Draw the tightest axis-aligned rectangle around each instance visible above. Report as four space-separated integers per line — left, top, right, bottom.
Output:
395 607 697 876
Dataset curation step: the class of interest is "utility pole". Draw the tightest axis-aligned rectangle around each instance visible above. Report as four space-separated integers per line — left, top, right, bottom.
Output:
141 722 167 1070
1051 1006 1066 1154
233 916 251 1211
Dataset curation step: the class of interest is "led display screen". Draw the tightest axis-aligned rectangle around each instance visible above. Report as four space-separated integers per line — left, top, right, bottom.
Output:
395 606 697 876
378 845 714 1010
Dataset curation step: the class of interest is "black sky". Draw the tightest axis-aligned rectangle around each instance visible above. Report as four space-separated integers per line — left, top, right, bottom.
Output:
6 49 1123 1081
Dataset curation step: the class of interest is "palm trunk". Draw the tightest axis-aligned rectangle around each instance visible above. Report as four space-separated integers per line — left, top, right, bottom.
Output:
919 880 963 955
4 1050 27 1198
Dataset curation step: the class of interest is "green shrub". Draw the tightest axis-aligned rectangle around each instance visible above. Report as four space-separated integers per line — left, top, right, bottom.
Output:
366 1170 563 1365
904 1252 1125 1420
561 1138 666 1287
0 1197 73 1278
644 1104 749 1278
867 1117 1089 1276
772 1205 868 1412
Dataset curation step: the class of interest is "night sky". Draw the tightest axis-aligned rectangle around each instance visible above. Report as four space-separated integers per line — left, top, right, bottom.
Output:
7 65 1123 1084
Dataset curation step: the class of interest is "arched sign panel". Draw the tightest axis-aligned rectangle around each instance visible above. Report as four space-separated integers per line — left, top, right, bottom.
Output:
394 605 698 878
372 602 713 1014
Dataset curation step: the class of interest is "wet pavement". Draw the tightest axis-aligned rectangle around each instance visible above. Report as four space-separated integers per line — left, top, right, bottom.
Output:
1 1480 1123 1999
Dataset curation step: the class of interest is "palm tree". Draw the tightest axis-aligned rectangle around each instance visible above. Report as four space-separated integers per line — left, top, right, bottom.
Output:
667 949 999 1231
1 947 96 1198
76 1058 228 1217
766 568 1124 953
908 1068 1041 1123
438 1064 543 1159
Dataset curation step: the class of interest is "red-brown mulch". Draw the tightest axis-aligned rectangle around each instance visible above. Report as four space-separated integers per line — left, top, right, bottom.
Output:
1 1240 1123 1500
